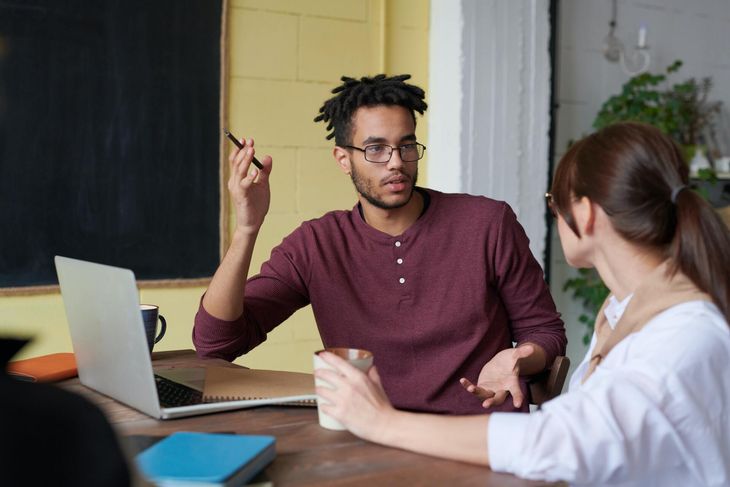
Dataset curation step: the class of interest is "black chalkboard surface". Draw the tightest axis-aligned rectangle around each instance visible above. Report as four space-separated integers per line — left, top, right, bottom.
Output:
0 0 223 289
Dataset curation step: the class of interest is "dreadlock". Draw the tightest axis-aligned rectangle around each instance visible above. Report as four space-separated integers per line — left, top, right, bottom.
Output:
313 74 428 145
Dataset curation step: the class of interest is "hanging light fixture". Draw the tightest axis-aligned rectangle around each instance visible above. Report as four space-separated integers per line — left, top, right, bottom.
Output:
603 0 650 76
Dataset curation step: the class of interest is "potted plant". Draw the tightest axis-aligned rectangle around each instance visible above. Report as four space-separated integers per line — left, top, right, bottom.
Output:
593 60 721 163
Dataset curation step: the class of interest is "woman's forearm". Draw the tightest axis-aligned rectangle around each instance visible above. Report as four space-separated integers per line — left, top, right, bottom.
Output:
378 410 491 466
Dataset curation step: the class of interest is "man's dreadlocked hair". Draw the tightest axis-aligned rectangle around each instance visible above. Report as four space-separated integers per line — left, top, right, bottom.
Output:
313 74 428 146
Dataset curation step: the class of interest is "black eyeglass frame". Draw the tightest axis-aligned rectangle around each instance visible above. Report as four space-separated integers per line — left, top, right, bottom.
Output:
545 192 558 218
344 142 426 163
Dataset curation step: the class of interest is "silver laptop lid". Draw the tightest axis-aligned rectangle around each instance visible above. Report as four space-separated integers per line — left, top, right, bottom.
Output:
55 256 162 418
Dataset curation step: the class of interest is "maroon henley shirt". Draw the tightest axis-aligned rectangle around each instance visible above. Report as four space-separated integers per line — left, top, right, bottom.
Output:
194 188 566 414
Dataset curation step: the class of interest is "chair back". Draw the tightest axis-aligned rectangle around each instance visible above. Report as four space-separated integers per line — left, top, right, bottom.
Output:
529 355 570 406
718 205 730 230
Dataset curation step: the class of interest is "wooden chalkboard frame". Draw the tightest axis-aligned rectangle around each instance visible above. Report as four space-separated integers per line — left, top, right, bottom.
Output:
0 0 230 295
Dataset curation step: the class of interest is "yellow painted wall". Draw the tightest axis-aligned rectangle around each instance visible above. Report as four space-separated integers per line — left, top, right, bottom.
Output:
0 0 429 373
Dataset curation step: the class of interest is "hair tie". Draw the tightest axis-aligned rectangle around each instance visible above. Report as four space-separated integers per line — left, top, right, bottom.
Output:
670 185 688 204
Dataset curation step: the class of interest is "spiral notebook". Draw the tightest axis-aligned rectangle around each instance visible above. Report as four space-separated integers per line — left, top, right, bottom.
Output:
203 366 317 406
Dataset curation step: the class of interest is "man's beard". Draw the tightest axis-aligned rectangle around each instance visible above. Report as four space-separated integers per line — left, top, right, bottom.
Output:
350 164 418 210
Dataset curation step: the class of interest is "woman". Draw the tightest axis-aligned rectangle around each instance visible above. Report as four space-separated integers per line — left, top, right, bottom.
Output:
315 122 730 486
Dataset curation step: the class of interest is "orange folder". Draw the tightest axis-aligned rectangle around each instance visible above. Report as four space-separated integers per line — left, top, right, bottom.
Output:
6 352 77 382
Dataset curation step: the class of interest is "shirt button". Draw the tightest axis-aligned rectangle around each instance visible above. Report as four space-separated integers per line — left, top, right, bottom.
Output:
396 258 403 264
395 241 402 247
399 277 406 284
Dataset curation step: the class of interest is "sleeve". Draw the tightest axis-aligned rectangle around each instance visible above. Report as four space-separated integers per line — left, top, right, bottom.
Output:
192 226 312 361
491 303 730 484
492 203 566 365
488 367 685 484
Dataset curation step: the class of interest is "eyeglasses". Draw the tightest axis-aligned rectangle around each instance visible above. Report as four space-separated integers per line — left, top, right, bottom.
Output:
545 192 558 218
344 143 426 163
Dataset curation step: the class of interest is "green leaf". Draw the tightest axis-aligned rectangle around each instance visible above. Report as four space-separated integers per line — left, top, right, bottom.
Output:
667 60 683 73
696 168 718 184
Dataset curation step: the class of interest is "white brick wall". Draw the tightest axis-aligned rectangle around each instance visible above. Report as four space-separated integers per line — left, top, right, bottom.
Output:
551 0 730 374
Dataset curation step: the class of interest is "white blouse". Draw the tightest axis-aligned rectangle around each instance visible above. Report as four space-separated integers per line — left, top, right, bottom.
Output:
488 300 730 486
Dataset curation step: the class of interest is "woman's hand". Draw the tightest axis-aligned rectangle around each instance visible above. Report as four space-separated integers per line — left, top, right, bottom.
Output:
316 352 491 466
314 352 397 443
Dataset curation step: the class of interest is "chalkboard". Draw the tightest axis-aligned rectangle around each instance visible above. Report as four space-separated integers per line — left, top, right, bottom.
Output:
0 0 224 290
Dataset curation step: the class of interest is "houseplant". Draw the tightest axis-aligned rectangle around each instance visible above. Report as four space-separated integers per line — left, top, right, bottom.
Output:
563 60 722 344
593 60 721 153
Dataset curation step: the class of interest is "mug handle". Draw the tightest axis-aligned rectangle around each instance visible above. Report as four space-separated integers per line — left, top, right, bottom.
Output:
154 315 167 343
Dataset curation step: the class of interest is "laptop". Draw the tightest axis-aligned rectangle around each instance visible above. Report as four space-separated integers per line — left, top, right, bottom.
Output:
55 256 315 420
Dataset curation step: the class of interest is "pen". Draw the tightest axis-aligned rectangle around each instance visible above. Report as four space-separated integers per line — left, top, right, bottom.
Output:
224 129 264 170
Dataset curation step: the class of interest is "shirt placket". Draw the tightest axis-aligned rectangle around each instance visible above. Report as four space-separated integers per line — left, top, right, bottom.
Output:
392 238 412 300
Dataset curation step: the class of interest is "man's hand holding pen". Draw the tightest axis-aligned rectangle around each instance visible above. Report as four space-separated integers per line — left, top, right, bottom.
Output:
226 134 273 236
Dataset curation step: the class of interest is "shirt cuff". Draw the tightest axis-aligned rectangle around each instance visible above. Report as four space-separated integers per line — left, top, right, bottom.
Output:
488 412 532 474
520 338 559 373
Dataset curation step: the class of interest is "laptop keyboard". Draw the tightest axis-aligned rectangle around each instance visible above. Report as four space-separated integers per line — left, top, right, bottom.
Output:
154 374 204 408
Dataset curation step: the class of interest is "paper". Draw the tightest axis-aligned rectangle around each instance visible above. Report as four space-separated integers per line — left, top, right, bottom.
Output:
203 366 316 405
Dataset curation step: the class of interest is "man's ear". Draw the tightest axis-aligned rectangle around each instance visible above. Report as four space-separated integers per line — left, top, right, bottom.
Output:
574 196 596 236
333 146 352 175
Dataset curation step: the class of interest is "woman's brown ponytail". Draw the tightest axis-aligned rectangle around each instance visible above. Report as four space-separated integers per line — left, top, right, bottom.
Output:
670 186 730 322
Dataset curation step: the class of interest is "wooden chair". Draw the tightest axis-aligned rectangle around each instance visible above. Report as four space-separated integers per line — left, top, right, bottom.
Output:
718 205 730 230
529 355 570 407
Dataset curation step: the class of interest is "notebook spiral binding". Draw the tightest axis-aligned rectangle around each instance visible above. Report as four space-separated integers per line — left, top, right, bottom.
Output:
204 394 316 406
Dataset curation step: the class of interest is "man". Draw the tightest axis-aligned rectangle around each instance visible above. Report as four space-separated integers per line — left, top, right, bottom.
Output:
194 74 566 415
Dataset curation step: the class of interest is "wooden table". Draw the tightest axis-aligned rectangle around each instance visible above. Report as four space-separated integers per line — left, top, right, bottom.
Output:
62 350 563 486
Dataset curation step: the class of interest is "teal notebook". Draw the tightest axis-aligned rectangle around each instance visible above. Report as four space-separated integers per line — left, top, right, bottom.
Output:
136 432 275 486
